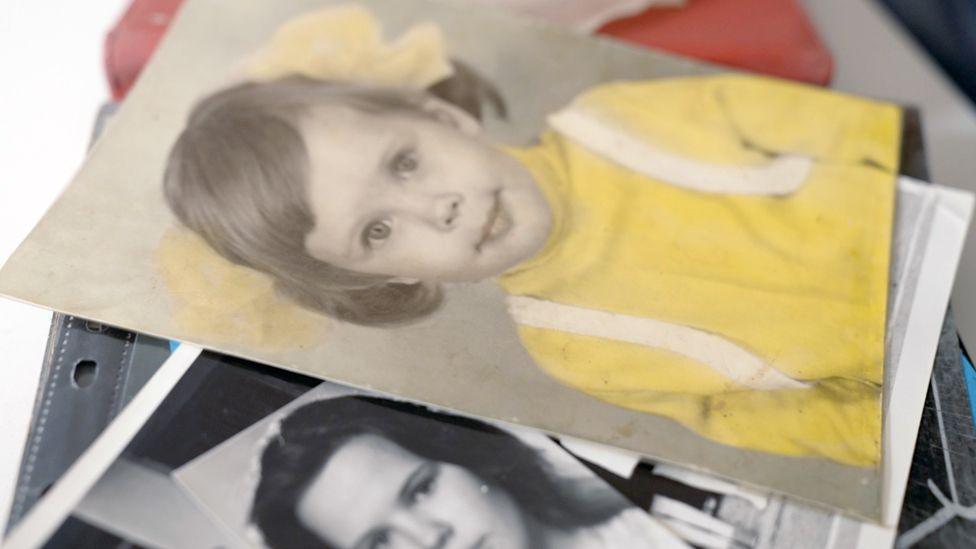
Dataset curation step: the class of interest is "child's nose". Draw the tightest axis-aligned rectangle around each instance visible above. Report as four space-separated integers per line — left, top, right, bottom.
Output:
432 193 463 230
391 190 463 230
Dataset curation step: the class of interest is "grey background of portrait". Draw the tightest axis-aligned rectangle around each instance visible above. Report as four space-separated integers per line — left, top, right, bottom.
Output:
174 384 360 548
0 0 880 518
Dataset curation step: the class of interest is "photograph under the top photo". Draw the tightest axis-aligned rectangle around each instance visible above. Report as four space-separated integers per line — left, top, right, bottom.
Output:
176 383 684 548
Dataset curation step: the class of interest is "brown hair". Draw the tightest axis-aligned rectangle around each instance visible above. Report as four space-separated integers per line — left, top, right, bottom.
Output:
164 65 504 325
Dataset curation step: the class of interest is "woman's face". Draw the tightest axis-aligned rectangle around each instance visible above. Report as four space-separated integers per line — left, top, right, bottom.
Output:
300 97 553 283
296 433 535 549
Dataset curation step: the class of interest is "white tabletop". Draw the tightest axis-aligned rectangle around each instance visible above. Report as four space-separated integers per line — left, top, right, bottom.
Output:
0 0 131 532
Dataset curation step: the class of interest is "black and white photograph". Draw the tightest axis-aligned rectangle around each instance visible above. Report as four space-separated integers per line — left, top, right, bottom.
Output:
5 348 684 548
181 382 686 548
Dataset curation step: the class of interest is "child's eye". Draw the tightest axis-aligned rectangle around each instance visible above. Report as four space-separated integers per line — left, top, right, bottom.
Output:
363 220 392 248
391 149 418 178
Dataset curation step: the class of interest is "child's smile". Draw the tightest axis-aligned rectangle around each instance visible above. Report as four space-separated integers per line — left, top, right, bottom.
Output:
475 190 514 252
301 98 552 283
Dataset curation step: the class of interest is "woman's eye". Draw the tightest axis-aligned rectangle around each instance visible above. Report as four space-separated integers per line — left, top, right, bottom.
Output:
407 466 438 505
364 220 392 247
391 150 418 178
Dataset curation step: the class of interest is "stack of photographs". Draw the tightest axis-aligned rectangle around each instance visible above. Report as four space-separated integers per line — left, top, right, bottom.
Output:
12 349 687 548
0 0 973 547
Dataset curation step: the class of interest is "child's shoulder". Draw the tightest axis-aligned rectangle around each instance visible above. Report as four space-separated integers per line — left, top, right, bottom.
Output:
546 75 771 167
565 73 890 112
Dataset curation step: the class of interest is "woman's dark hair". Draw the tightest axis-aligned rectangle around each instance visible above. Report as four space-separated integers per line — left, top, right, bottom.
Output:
250 396 626 549
163 62 504 326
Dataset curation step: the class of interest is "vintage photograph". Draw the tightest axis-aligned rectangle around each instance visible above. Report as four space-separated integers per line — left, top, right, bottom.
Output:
161 2 896 467
7 350 682 548
0 0 904 514
178 383 683 548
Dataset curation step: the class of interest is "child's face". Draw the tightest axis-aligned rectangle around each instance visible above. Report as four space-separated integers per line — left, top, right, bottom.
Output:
301 98 552 283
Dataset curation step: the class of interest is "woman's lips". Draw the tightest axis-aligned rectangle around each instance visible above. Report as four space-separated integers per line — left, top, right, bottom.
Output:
475 191 512 252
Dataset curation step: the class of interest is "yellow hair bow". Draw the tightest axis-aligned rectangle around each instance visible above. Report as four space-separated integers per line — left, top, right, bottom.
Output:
246 4 453 89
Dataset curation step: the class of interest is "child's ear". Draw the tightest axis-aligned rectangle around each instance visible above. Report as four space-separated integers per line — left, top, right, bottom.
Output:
420 96 481 136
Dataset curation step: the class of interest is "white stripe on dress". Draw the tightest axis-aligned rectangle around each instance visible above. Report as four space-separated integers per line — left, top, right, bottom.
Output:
506 295 809 391
547 108 813 196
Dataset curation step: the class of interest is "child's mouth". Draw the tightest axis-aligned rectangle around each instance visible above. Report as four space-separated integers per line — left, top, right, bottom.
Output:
476 191 512 252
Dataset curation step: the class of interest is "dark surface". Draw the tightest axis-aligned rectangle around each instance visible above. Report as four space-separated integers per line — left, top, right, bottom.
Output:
899 108 928 181
896 310 976 548
124 351 317 469
44 516 144 549
879 0 976 108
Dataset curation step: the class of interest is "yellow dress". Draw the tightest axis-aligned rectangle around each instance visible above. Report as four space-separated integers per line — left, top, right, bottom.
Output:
499 75 900 467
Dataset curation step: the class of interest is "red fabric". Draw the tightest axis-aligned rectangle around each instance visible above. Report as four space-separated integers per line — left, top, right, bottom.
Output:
598 0 833 85
104 0 185 100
